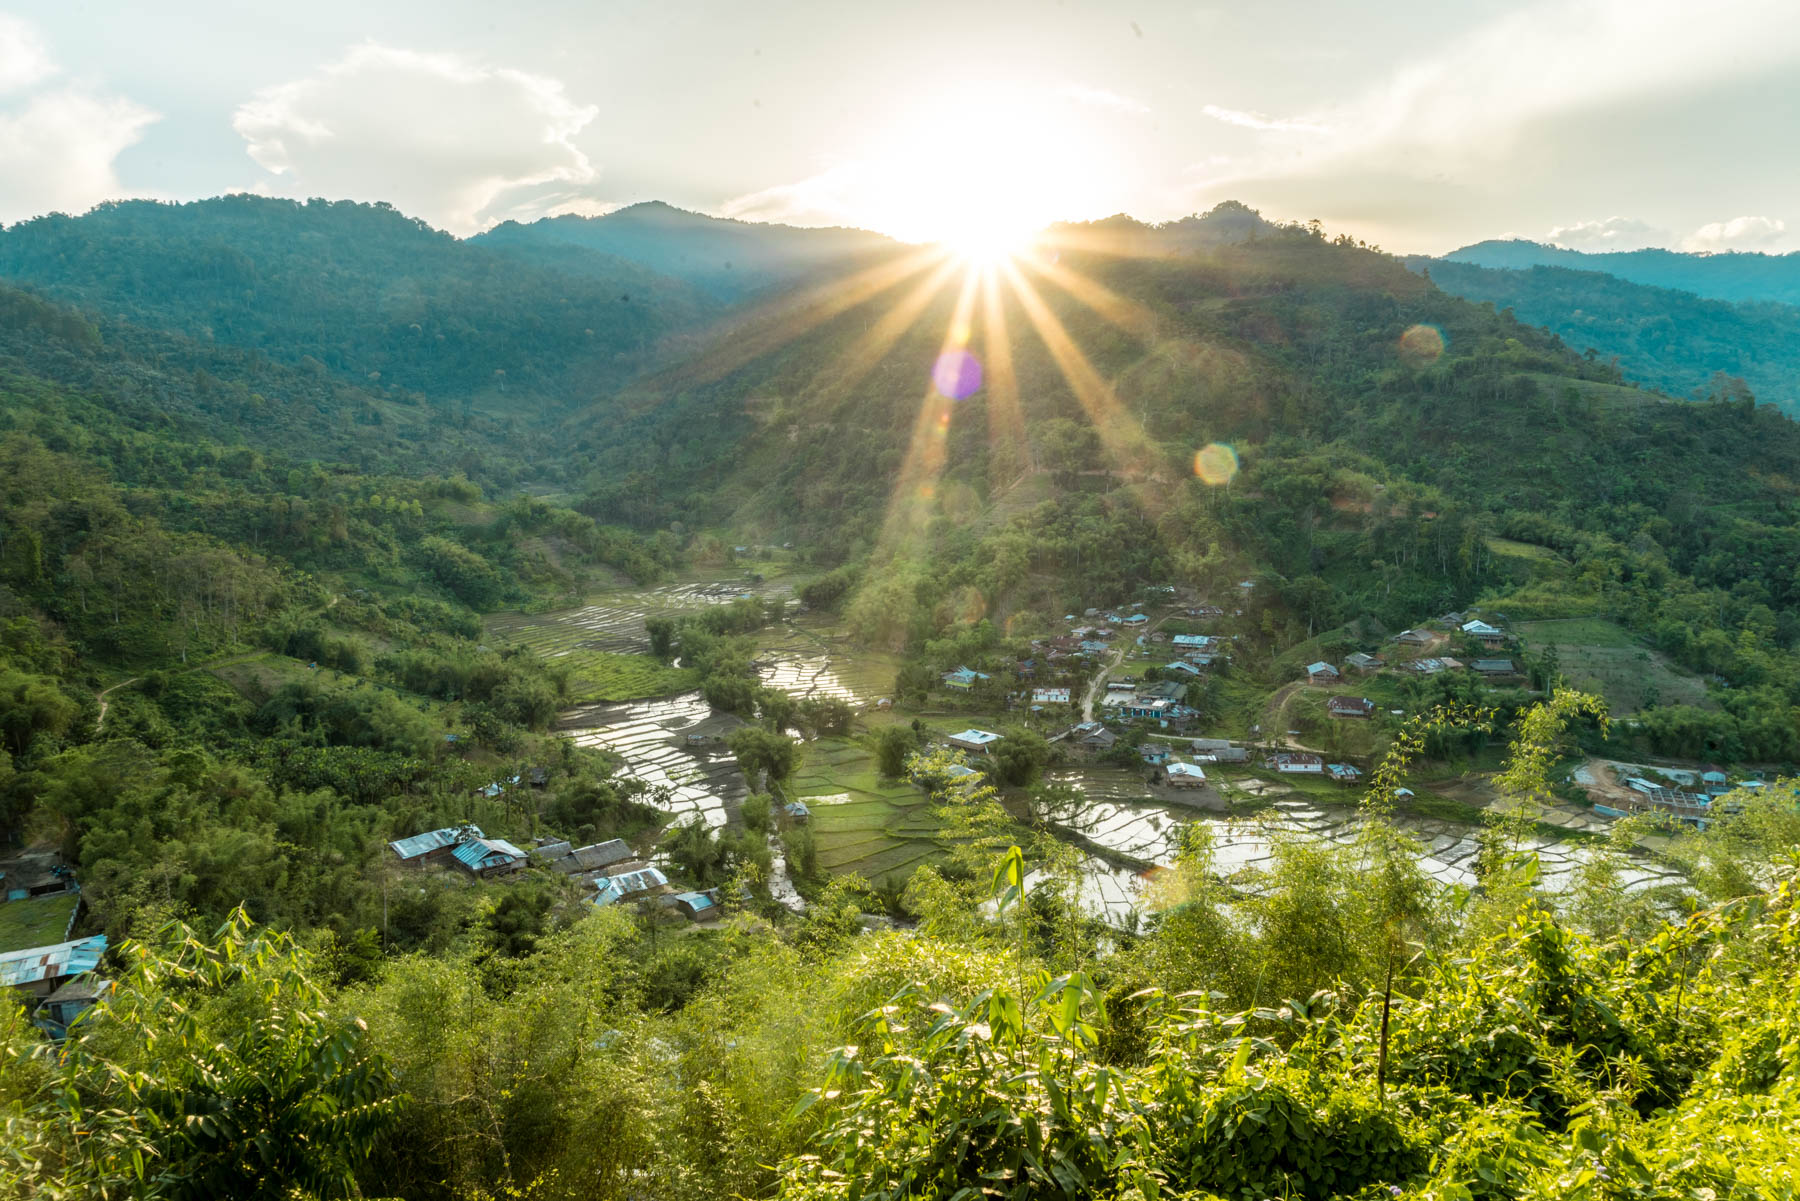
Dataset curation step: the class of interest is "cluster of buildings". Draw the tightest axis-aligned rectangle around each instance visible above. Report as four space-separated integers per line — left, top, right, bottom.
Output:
1592 766 1767 828
388 825 719 923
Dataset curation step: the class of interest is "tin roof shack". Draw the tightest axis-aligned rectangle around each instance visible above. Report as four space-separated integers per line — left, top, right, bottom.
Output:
1190 738 1250 764
0 851 77 902
1066 721 1117 750
1305 661 1341 685
37 974 111 1038
1268 752 1326 774
0 934 107 1007
1165 762 1208 789
551 840 635 880
947 729 1003 754
1327 696 1376 719
593 866 671 908
452 836 528 879
673 890 722 922
1346 652 1384 674
388 825 484 869
1472 658 1518 678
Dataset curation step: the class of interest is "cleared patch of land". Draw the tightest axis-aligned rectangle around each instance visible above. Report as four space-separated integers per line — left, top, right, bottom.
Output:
1518 618 1710 714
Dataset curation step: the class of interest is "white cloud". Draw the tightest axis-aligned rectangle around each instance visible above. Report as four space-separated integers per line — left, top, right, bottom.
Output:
233 43 601 235
720 164 862 228
0 17 157 225
1059 84 1150 116
0 14 54 95
1200 104 1330 135
1546 216 1670 251
1192 0 1800 232
1683 215 1788 252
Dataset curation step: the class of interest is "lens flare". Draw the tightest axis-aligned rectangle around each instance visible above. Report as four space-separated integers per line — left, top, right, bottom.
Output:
932 348 983 400
1194 442 1239 486
1399 324 1445 364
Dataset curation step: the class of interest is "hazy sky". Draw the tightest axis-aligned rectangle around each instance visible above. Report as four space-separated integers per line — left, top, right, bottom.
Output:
3 0 1798 254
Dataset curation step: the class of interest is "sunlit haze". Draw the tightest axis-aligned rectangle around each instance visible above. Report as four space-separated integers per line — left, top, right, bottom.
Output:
7 0 1800 253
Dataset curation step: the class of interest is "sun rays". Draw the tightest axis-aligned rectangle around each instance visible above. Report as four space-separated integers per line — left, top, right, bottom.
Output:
661 222 1239 594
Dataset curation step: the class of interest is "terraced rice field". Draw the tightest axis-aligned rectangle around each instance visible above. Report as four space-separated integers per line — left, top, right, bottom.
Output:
558 693 749 829
1043 767 1685 921
791 737 947 885
487 578 790 657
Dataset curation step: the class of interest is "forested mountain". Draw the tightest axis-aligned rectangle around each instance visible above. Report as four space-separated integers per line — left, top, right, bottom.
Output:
476 201 896 302
1445 238 1800 305
1413 258 1800 414
0 196 718 403
577 217 1800 693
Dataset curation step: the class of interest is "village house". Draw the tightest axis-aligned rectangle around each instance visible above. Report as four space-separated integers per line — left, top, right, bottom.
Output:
1032 687 1072 705
1411 657 1465 675
1392 628 1435 647
1268 752 1326 774
1327 696 1376 720
388 824 484 869
1172 633 1218 651
1346 652 1383 674
1472 658 1517 677
1327 763 1363 783
593 865 670 907
1124 613 1149 626
1165 762 1208 788
452 835 529 879
1141 745 1171 766
550 840 635 880
1189 737 1250 763
1163 659 1202 676
1 934 108 1035
672 890 722 922
1138 680 1187 702
947 729 1003 754
0 852 77 903
1067 721 1118 750
1305 661 1341 685
942 666 991 690
1461 619 1507 649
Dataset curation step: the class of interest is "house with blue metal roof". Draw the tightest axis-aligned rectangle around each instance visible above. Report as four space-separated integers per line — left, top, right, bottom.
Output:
673 891 721 921
1 934 106 1003
451 837 527 878
388 825 484 867
593 866 670 907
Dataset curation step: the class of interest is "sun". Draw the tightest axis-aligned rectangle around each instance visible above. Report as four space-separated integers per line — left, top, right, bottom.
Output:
857 84 1100 262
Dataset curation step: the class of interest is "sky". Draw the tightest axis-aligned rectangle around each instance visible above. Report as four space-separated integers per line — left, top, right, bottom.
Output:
3 0 1799 254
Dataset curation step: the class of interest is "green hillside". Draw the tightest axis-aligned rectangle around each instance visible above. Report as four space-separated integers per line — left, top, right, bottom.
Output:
1416 258 1800 414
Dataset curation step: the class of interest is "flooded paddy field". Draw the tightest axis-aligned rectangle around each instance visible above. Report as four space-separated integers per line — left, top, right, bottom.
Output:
515 587 1684 922
1041 766 1686 922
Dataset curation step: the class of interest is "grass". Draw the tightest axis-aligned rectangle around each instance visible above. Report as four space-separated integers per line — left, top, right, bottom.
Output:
1518 618 1711 714
0 893 80 954
559 652 699 703
790 736 948 886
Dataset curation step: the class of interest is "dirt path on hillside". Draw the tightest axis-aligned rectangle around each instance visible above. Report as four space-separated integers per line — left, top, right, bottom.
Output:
1258 681 1306 747
94 677 139 733
1081 614 1169 722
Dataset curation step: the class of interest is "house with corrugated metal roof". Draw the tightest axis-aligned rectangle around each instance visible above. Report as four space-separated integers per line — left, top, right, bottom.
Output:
674 890 721 921
1 934 106 1004
551 840 634 877
451 836 528 878
593 866 670 907
388 825 484 868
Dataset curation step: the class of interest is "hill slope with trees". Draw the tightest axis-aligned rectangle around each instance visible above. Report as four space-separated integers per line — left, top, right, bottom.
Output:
1413 258 1800 415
